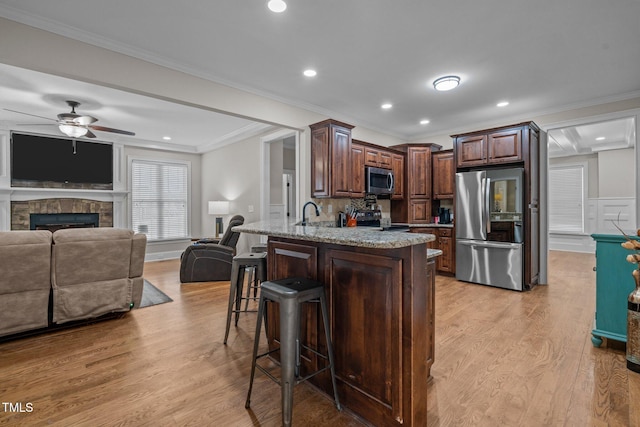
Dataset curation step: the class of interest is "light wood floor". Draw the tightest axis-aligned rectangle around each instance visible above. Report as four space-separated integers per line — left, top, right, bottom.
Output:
1 251 639 426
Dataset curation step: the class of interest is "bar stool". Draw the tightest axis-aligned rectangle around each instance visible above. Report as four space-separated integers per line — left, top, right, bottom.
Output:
245 277 341 427
223 252 267 345
244 244 268 310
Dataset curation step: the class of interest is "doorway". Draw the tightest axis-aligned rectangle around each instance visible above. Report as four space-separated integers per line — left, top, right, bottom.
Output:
260 129 300 227
541 110 639 282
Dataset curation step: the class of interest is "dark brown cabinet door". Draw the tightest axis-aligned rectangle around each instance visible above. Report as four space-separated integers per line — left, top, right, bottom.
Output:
488 128 522 164
325 249 403 425
455 134 487 168
409 199 431 223
391 153 404 200
351 143 365 197
408 146 431 198
432 150 454 199
426 259 435 376
311 126 330 197
437 232 453 273
331 127 352 197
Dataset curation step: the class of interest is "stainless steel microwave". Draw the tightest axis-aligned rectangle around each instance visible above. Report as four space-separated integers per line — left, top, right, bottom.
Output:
366 166 394 195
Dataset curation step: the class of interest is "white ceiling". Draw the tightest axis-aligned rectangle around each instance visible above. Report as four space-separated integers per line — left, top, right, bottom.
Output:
0 0 639 153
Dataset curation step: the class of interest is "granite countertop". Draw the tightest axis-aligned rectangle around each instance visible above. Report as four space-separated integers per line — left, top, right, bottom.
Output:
234 219 436 249
427 249 443 259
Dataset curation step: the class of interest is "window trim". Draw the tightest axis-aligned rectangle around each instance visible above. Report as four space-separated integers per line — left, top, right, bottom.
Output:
128 156 192 242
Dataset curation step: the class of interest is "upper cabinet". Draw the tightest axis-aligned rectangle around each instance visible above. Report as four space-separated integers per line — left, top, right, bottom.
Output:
364 146 393 169
390 152 404 200
432 150 454 200
454 126 523 168
310 119 357 198
389 143 441 224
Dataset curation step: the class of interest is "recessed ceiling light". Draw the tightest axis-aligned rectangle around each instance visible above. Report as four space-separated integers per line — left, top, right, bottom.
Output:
267 0 287 12
497 101 509 107
163 136 172 141
420 119 430 125
433 75 460 91
303 69 317 77
596 136 606 141
381 103 393 109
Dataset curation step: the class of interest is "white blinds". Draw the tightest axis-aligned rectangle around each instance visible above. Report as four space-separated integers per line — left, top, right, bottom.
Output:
549 165 584 233
131 159 189 241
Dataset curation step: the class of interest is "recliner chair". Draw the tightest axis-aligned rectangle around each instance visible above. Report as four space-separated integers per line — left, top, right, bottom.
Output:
179 215 244 283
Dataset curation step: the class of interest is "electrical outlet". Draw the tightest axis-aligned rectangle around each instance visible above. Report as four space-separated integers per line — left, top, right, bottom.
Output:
248 205 254 213
328 204 333 214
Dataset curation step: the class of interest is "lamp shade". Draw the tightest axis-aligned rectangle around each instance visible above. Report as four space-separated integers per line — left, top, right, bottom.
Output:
208 201 230 215
59 124 88 138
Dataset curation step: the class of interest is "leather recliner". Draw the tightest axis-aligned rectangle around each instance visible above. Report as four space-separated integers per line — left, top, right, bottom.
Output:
179 215 244 283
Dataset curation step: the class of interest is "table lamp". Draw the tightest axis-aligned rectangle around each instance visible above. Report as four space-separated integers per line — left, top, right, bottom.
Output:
209 201 230 238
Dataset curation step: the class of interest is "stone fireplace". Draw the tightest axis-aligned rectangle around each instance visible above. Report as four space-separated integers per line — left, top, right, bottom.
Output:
11 198 113 230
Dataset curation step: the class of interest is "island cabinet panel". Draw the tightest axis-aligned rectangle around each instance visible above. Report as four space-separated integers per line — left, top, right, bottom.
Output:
325 249 403 426
265 236 432 426
267 240 319 377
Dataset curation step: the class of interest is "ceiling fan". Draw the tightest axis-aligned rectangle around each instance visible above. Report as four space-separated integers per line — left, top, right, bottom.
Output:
4 100 135 138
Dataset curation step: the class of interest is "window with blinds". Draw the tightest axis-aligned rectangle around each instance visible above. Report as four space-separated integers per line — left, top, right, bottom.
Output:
548 164 586 233
130 159 190 241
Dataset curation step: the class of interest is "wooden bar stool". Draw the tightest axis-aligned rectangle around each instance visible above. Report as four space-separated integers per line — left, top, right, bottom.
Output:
223 252 267 345
245 277 340 427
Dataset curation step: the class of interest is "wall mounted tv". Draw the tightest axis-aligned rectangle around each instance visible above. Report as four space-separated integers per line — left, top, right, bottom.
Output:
11 132 113 189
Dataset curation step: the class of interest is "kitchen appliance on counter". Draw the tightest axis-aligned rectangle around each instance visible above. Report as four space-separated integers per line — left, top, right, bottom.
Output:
365 166 394 196
455 167 525 291
355 208 382 227
438 208 452 224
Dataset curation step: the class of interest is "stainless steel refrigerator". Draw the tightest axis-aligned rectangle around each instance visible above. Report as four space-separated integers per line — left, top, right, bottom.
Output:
455 168 525 291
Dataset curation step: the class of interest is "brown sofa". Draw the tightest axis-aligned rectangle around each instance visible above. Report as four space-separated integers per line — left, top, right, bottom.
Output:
0 228 146 339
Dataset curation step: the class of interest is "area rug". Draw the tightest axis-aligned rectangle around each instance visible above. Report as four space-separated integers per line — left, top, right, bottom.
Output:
137 279 173 309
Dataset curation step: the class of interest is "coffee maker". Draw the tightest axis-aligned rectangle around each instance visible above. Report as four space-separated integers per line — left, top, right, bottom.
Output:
438 208 451 224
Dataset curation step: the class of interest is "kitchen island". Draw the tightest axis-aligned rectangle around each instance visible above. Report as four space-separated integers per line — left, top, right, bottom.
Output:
234 220 439 426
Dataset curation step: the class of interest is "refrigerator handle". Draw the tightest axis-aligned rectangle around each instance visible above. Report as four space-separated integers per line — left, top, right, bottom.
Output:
484 177 491 234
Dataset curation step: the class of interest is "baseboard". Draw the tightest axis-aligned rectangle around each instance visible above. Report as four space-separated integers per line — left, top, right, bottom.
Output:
145 250 183 261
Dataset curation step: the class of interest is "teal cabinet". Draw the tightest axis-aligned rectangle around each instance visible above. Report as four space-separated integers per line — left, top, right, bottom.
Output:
591 233 640 347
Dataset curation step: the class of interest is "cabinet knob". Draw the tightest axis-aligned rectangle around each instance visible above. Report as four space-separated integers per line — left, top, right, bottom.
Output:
593 266 596 271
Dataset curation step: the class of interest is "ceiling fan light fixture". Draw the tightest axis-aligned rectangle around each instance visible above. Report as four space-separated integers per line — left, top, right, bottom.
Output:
268 0 287 12
433 75 460 92
59 124 88 138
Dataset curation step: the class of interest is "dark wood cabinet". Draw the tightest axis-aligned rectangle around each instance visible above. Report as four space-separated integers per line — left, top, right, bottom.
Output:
412 227 455 274
432 150 454 199
452 122 540 289
351 142 365 198
390 144 441 224
310 119 360 198
426 258 436 377
454 126 523 168
266 237 433 426
326 248 403 423
488 127 522 164
364 146 393 169
391 153 405 200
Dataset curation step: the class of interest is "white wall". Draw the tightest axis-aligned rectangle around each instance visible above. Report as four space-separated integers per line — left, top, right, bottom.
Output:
598 148 635 198
201 130 271 255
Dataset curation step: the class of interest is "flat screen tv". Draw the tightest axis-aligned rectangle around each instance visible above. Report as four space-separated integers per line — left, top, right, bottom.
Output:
11 132 113 187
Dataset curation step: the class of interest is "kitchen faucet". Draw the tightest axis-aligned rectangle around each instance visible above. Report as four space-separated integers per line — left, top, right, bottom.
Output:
301 201 320 226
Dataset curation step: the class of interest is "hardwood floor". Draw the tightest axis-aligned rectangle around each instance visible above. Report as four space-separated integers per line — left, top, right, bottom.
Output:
1 251 638 426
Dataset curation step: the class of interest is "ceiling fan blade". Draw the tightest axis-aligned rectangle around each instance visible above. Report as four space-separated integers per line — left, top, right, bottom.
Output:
84 129 97 138
89 125 135 136
3 108 56 122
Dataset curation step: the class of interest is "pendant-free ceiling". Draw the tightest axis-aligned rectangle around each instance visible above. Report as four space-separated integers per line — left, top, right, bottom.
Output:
433 75 460 91
267 0 287 12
